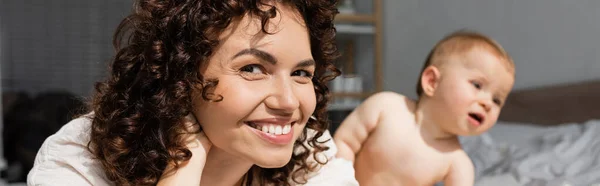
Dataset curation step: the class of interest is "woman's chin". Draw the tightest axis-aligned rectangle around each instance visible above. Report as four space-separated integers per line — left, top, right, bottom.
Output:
255 160 291 168
252 152 294 168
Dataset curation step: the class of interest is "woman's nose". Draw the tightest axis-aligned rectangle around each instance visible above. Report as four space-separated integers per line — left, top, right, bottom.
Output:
264 78 300 114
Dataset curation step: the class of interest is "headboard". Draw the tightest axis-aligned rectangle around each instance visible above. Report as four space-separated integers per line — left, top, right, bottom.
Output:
498 80 600 125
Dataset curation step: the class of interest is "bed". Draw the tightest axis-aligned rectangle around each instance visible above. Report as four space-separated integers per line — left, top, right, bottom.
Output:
460 80 600 186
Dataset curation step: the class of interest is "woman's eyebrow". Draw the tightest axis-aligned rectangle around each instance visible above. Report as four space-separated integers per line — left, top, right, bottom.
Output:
232 48 315 68
232 48 277 65
296 59 315 68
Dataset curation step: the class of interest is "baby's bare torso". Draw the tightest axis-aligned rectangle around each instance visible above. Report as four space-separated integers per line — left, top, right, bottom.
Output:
354 110 463 186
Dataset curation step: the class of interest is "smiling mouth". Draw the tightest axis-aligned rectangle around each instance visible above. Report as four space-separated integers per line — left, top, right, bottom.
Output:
468 113 484 124
245 122 293 135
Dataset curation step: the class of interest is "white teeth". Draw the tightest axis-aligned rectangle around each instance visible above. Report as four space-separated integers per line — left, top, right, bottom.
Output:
251 123 293 135
269 125 276 134
261 125 268 133
282 124 291 134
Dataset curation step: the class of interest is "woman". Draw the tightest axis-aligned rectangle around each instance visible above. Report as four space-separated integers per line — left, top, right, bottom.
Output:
27 0 357 185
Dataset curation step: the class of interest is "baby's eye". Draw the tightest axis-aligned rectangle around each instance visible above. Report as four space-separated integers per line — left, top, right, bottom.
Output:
240 64 264 74
291 70 313 78
493 98 503 106
471 81 482 89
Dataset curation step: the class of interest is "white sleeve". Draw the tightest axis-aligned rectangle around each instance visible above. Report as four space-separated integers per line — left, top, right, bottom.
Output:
27 118 112 186
302 130 359 186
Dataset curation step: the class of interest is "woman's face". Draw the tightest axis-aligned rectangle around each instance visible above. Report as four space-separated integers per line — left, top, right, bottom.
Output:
192 4 316 168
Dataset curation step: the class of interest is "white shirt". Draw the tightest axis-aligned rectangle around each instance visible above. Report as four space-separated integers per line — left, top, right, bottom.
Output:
27 116 358 186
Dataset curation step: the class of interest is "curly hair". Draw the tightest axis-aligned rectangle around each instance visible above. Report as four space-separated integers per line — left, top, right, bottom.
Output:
88 0 340 185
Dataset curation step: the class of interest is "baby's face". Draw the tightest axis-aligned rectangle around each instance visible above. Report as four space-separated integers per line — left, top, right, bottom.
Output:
431 48 514 136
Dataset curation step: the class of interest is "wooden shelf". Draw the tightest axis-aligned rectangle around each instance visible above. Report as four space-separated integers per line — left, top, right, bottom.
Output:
332 0 383 100
335 14 375 24
332 92 373 98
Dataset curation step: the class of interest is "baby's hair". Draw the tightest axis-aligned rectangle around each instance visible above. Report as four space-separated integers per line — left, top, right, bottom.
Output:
416 30 514 97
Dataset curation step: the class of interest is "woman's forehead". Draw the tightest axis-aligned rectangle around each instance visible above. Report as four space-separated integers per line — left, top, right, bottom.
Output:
218 4 306 42
213 6 312 61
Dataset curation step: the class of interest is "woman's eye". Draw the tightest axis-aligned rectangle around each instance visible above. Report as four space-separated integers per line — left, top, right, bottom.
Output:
471 81 482 89
240 64 264 74
292 70 313 78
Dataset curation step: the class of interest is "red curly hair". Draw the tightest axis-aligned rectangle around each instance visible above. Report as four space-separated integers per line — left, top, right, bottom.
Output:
88 0 340 185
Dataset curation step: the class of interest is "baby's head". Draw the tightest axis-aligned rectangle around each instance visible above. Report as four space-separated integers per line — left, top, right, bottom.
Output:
416 30 515 136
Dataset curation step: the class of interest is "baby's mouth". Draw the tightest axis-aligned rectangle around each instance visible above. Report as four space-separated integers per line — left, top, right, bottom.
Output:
245 121 293 135
468 113 484 124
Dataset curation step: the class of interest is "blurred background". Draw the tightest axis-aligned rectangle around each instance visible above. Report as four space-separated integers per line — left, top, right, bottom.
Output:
1 0 599 185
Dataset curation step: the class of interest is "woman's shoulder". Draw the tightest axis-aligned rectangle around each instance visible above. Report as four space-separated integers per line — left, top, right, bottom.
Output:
40 114 94 149
27 114 112 186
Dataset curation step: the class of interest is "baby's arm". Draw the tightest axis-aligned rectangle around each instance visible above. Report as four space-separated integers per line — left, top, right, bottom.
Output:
444 151 475 186
333 92 405 162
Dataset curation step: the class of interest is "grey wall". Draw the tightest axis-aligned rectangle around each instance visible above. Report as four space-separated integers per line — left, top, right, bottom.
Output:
0 10 5 170
383 0 600 99
3 0 600 99
0 0 131 96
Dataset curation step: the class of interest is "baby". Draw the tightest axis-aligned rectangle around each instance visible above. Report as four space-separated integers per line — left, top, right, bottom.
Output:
334 31 515 186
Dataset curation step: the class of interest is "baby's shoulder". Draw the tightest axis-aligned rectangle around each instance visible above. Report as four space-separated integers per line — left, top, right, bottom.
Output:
365 91 411 103
360 93 418 134
445 148 475 179
449 147 472 166
363 91 416 113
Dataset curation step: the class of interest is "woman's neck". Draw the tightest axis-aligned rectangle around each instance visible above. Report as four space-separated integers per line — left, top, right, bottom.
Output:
201 147 254 186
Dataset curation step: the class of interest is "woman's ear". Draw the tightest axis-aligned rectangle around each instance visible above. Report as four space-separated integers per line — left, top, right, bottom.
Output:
420 66 441 97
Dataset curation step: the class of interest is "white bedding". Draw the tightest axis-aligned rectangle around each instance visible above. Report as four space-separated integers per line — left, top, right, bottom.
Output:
461 119 600 186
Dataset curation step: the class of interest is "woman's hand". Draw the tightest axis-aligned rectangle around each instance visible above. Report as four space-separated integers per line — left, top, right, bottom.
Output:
182 114 212 154
157 114 212 186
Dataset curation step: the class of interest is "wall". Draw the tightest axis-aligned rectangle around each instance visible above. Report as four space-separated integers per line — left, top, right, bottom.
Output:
0 0 131 96
0 8 5 170
383 0 600 98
